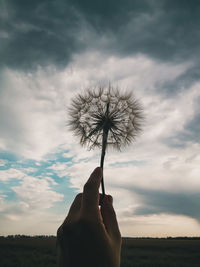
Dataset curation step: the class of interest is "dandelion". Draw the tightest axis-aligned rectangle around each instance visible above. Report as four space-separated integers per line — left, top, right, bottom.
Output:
68 84 144 195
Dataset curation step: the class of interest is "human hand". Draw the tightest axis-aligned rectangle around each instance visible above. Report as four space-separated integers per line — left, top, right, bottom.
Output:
57 167 122 267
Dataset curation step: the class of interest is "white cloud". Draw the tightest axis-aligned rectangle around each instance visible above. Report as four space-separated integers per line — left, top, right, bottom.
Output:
48 162 68 171
0 168 26 182
12 176 63 210
0 194 8 212
47 162 70 178
0 159 8 166
0 211 64 235
0 173 64 235
119 214 200 237
45 176 58 185
0 68 72 160
20 167 37 173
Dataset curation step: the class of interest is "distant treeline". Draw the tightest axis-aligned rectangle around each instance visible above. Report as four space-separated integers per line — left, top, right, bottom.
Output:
0 235 56 239
1 235 200 240
123 236 200 240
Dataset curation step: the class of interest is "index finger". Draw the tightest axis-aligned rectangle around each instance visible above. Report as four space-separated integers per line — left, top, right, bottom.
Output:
82 167 102 215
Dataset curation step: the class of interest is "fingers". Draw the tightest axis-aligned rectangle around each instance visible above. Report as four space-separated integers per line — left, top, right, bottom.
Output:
82 167 102 216
101 195 121 241
64 193 82 224
62 167 102 224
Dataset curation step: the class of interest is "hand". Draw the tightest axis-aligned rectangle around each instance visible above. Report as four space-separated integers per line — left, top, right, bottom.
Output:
57 167 122 267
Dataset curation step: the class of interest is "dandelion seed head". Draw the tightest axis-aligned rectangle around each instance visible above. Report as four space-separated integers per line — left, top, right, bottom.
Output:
68 85 144 150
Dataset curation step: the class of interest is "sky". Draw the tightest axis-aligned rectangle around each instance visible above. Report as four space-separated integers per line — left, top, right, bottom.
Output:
0 0 200 237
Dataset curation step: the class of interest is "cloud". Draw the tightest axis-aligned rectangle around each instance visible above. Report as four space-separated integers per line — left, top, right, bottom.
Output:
0 168 25 181
118 214 200 238
45 176 58 186
12 176 63 210
0 67 74 159
0 0 86 70
19 167 37 173
47 162 70 178
0 168 64 235
168 95 200 145
1 0 200 71
0 194 8 212
0 167 63 213
0 159 8 166
132 187 200 222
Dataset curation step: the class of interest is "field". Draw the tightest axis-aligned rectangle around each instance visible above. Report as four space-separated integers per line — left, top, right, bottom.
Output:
0 236 200 267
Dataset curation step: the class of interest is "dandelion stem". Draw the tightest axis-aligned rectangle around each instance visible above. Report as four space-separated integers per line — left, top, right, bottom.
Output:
100 128 108 196
100 102 110 196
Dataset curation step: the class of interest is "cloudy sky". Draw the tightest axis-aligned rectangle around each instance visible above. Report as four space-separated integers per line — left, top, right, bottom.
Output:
1 0 200 237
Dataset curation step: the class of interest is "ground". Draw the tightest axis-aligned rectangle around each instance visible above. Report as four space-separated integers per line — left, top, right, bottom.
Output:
0 236 200 267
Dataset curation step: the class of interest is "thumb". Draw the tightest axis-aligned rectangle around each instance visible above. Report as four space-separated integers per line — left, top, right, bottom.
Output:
101 195 121 241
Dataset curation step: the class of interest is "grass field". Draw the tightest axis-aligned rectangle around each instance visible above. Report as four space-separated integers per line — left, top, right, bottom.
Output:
0 236 200 267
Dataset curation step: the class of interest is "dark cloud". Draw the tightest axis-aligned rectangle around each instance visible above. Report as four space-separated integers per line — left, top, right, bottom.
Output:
182 113 200 143
0 0 85 69
132 187 200 221
158 64 200 96
114 1 200 63
1 0 200 70
163 96 200 147
69 0 153 30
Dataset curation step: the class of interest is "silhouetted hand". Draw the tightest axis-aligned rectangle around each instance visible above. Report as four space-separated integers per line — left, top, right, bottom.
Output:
57 167 122 267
